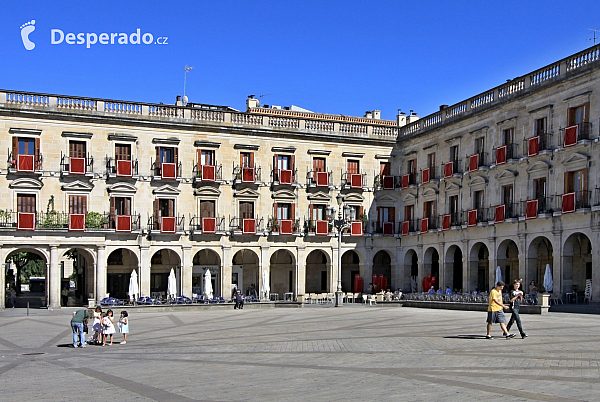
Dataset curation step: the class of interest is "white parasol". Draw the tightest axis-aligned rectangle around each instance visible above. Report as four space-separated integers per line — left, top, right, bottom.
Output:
128 269 139 302
167 268 177 298
543 264 553 293
204 269 213 300
495 266 503 286
260 269 270 300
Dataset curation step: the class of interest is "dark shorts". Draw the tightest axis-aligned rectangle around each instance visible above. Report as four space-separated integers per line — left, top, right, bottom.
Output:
487 310 506 324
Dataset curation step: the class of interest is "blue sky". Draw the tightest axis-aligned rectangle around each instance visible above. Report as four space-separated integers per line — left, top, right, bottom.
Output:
2 1 600 120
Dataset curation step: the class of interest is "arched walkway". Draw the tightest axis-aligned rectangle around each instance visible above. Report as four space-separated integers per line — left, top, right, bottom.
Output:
5 248 47 308
527 236 553 292
444 245 463 292
403 249 418 292
61 248 95 305
497 239 519 287
470 242 489 292
423 247 440 290
372 250 392 292
270 249 296 297
563 233 592 295
150 249 181 299
232 249 259 297
305 249 331 293
107 248 139 300
193 249 222 297
341 250 360 292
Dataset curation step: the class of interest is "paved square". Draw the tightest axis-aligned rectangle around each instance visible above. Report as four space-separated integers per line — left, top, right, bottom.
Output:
0 305 599 401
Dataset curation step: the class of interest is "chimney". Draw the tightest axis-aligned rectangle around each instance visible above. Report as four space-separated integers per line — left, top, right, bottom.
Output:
175 95 182 106
246 95 260 110
373 110 381 119
396 109 407 127
439 105 448 111
406 110 419 124
364 111 373 119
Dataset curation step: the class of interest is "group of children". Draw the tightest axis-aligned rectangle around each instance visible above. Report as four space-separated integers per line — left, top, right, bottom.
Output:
89 306 129 346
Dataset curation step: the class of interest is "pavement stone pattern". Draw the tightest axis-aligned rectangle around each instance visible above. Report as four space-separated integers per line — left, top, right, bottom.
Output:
0 305 599 402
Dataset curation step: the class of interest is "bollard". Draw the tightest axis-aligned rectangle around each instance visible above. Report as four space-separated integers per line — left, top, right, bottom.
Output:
27 302 30 316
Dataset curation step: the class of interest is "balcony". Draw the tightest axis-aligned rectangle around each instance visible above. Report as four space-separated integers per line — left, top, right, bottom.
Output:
149 215 185 233
107 214 141 232
189 216 226 234
60 154 94 177
559 191 591 213
400 219 417 236
442 160 462 179
373 221 396 236
561 122 593 148
463 208 489 227
400 172 418 189
492 203 519 223
374 174 398 190
233 165 261 184
493 143 518 165
106 157 139 178
305 219 332 236
522 197 555 219
151 160 182 180
441 213 462 230
466 152 489 172
418 215 439 233
271 168 298 186
229 217 264 235
7 152 43 174
307 170 333 188
524 132 553 157
267 218 301 235
342 172 366 189
420 167 438 184
193 164 223 183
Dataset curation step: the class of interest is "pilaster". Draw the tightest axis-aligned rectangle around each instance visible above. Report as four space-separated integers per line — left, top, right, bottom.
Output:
49 245 60 309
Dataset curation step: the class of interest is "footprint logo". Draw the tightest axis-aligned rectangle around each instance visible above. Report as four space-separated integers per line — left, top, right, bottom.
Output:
20 20 36 50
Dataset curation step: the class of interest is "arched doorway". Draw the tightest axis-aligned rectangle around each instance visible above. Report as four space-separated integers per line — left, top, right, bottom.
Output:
563 233 592 295
497 240 519 287
5 249 47 308
403 249 418 292
373 250 392 292
150 249 181 299
341 250 359 292
423 247 440 290
61 248 95 306
193 249 221 297
470 242 489 292
305 249 330 293
527 236 553 291
270 249 296 297
232 249 259 297
107 248 139 300
444 245 463 292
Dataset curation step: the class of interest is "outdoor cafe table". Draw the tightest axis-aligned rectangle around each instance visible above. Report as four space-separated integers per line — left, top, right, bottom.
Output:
284 292 294 301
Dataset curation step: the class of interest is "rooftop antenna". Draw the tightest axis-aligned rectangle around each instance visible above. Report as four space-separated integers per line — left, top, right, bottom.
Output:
183 65 194 105
259 94 271 102
589 28 600 45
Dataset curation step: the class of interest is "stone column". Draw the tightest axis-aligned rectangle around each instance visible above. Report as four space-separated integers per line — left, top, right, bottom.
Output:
181 246 192 297
437 242 445 290
259 246 270 297
592 224 600 301
221 246 232 299
488 237 497 289
331 244 339 292
417 244 424 291
96 246 106 303
518 233 527 281
139 246 150 297
49 245 60 309
363 241 373 292
462 239 470 292
297 246 306 296
0 245 5 310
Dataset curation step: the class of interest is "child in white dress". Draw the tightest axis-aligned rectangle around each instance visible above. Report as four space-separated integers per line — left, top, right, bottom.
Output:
119 310 129 344
102 309 116 346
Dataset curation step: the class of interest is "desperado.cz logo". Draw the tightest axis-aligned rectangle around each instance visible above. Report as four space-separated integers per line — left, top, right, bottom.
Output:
20 20 168 50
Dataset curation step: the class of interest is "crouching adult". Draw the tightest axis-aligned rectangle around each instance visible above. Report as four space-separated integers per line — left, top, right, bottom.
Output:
71 308 91 348
234 290 244 310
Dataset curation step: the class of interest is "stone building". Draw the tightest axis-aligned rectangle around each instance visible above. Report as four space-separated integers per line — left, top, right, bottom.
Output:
1 44 599 309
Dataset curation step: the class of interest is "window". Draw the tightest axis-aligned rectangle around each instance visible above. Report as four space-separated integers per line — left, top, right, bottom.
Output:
17 194 36 213
18 138 35 155
427 153 435 169
407 159 416 174
275 203 292 220
156 199 175 217
69 195 87 214
535 118 546 136
475 137 485 154
347 160 359 174
449 145 459 162
568 103 589 126
200 150 215 166
13 137 40 171
69 140 86 158
239 201 254 219
404 205 414 221
503 128 514 145
276 155 292 171
310 204 326 221
313 157 326 172
115 144 131 161
473 190 484 209
377 207 395 223
240 152 253 168
534 178 546 199
110 197 131 216
565 169 587 193
200 200 215 217
380 162 391 176
157 147 176 163
502 184 513 206
155 146 178 177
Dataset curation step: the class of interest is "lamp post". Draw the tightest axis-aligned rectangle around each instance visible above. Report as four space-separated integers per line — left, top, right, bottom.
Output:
327 193 355 307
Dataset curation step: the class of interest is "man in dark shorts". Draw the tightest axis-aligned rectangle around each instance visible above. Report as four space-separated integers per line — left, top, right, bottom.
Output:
234 290 244 310
486 281 515 339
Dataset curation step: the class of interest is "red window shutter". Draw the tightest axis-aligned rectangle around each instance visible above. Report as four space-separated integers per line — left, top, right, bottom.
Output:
359 206 364 218
250 153 254 168
240 153 243 167
168 199 174 217
390 207 395 223
12 137 18 157
273 202 278 218
154 199 159 218
290 155 295 171
197 149 202 170
34 138 40 163
110 197 115 216
309 203 313 220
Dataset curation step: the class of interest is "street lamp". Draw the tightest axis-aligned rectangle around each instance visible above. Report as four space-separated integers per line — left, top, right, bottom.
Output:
327 193 354 307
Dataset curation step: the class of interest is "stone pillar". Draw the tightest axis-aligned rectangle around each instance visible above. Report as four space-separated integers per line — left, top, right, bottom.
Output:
96 246 106 303
297 246 306 296
488 237 497 289
139 246 150 297
181 246 192 297
221 246 232 299
0 245 5 310
259 246 270 297
417 244 424 291
363 241 373 292
437 242 445 290
592 225 600 301
462 239 470 292
518 233 527 281
49 245 61 309
331 244 339 292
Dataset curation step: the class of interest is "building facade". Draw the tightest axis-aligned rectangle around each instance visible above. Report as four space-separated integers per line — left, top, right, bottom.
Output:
1 44 599 309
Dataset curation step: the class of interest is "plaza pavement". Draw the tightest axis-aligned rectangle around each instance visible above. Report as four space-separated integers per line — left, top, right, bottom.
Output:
0 304 599 402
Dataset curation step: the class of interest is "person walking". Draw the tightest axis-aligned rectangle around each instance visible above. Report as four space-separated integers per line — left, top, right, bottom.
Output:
8 287 16 308
233 290 244 310
70 308 91 348
507 279 527 339
486 281 515 339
